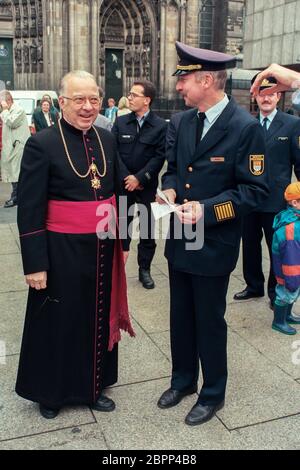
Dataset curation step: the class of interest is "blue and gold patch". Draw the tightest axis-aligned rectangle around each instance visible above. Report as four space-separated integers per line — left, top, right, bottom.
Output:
249 155 264 176
214 201 235 222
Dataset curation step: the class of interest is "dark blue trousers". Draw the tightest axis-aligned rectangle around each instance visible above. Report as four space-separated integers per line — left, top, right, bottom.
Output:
168 264 230 406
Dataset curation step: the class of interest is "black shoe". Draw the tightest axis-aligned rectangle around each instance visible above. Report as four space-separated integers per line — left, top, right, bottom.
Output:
233 289 264 301
3 198 17 208
139 268 155 289
92 394 115 412
185 401 224 426
39 403 60 419
157 387 197 409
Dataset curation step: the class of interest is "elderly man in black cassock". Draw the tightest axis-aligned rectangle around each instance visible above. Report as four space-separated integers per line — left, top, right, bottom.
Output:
16 71 134 419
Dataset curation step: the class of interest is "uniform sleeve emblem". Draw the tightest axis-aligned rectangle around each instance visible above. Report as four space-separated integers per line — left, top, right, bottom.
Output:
249 155 264 176
214 201 235 222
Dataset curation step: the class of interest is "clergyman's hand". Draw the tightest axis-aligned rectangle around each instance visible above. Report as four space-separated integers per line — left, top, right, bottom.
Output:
25 271 47 290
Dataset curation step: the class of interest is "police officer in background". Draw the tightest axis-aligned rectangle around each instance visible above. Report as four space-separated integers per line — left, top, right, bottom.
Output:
234 75 300 308
156 42 269 426
112 80 167 289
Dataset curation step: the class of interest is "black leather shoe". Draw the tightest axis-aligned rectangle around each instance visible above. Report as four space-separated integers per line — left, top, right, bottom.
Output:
3 198 17 208
92 394 115 412
139 268 155 289
185 401 224 426
39 403 60 419
233 289 264 301
157 387 197 409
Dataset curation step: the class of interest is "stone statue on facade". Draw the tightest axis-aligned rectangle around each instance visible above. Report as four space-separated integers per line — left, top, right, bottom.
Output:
23 40 29 73
141 47 150 80
30 38 37 72
22 4 29 38
125 46 133 77
14 40 22 73
99 46 105 76
13 0 21 19
134 46 141 77
37 39 43 72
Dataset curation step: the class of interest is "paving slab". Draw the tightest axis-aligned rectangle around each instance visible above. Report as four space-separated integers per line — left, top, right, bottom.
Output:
0 424 108 450
96 379 232 450
227 301 300 379
222 330 300 429
0 355 96 442
125 253 162 279
127 275 170 334
0 253 25 293
117 318 170 386
0 226 19 255
0 290 27 356
150 330 300 430
9 223 20 249
231 414 300 450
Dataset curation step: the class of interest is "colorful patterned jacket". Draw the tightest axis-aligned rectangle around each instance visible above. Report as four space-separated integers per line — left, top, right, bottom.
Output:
272 206 300 292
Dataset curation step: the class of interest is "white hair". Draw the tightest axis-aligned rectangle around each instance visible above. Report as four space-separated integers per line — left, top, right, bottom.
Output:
59 70 99 96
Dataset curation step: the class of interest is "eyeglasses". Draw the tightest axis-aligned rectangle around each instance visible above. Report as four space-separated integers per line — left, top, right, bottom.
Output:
62 96 101 106
127 91 145 99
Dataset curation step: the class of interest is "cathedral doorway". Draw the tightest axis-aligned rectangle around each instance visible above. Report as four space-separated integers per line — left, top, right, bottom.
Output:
105 48 123 104
0 38 14 89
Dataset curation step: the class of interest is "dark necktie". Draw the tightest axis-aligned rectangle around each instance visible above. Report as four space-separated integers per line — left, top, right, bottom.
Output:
262 117 269 138
196 112 206 146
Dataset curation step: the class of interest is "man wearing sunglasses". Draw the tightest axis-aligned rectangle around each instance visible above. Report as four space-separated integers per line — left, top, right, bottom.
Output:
112 80 167 289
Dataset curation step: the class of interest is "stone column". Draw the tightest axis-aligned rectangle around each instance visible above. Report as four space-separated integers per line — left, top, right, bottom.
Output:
90 0 98 79
164 1 179 99
185 0 199 46
159 0 166 97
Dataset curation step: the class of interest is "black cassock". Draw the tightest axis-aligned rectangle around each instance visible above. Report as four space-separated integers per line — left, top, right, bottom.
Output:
16 118 123 409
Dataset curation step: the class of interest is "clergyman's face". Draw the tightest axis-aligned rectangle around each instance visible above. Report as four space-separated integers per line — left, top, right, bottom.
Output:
59 77 100 131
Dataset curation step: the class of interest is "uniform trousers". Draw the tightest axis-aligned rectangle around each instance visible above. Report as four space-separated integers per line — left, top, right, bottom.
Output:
168 264 230 406
125 189 157 270
242 212 277 301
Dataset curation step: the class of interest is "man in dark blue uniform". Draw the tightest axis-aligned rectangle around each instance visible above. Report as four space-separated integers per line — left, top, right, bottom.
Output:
112 80 167 289
234 75 300 308
156 42 269 426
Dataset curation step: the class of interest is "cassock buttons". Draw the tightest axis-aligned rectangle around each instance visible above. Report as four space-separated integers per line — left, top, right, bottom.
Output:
188 166 193 172
185 183 191 189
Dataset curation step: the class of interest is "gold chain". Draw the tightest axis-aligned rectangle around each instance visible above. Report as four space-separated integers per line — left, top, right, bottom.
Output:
58 118 107 180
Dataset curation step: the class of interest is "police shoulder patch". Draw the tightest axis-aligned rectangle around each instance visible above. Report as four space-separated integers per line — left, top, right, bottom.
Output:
249 155 264 176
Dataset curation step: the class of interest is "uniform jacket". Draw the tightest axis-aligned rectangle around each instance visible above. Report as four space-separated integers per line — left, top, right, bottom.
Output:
272 206 300 292
112 110 167 190
162 97 269 276
256 109 300 212
0 102 30 182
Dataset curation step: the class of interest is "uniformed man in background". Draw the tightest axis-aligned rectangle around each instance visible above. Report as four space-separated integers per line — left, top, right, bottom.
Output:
234 75 300 309
156 42 269 426
112 80 167 289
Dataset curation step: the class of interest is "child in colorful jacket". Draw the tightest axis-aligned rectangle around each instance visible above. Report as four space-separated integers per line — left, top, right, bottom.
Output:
272 182 300 335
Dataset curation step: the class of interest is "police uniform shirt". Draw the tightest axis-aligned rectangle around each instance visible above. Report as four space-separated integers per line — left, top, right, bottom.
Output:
200 94 229 139
259 108 277 131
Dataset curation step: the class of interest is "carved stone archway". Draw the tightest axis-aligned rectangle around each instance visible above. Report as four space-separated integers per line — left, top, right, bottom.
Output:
98 0 158 95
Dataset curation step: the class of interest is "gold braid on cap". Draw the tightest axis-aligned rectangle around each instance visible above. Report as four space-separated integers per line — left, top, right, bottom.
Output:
177 64 202 71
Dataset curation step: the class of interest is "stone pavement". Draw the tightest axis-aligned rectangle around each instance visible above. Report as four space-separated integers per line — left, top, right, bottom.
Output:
0 181 300 450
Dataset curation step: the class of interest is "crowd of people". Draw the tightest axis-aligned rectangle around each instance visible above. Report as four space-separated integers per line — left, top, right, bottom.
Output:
0 46 300 425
